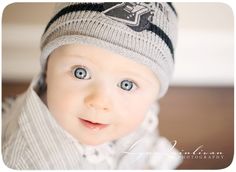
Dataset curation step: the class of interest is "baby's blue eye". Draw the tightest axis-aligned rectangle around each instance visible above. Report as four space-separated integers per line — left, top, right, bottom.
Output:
73 66 91 80
119 80 137 91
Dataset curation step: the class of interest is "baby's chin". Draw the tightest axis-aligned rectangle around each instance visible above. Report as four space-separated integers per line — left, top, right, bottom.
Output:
74 129 136 146
76 135 113 146
73 129 126 146
69 128 112 146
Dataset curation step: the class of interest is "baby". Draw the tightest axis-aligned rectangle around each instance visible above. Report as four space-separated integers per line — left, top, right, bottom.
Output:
2 2 182 169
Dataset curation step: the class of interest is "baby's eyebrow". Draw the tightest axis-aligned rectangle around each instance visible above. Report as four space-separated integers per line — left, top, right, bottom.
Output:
117 69 154 85
62 54 96 64
63 54 87 60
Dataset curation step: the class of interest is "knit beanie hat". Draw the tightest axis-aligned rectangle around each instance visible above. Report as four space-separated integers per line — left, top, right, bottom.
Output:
40 2 178 98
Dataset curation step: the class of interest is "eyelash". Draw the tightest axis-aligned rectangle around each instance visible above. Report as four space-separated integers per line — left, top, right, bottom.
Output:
72 66 138 91
72 65 91 80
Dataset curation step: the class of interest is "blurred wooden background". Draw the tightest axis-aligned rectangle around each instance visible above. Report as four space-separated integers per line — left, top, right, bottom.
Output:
2 83 234 169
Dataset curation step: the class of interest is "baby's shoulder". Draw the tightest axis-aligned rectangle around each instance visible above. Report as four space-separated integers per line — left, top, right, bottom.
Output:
2 93 27 145
2 126 29 169
2 92 31 169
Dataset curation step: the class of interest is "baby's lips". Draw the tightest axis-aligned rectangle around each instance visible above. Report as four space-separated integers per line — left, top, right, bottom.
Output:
78 118 109 130
79 117 109 125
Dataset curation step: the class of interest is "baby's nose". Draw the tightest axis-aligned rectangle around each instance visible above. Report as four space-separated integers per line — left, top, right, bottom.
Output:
84 89 111 112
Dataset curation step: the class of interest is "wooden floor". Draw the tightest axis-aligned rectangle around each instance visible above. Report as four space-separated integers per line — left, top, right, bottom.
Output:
2 82 234 169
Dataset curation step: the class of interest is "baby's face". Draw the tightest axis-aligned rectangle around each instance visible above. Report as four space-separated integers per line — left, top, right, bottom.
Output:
45 44 160 145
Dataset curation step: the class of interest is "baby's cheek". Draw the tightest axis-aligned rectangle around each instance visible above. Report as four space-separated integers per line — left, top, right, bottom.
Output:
47 91 74 118
120 108 147 132
47 95 80 133
59 96 79 116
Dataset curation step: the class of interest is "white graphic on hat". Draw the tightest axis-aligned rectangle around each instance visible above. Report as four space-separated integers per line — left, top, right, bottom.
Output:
102 2 154 32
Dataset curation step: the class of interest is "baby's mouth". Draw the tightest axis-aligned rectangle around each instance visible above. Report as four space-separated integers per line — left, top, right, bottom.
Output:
78 118 109 131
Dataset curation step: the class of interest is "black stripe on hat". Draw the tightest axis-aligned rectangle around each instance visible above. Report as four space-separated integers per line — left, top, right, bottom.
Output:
43 3 174 59
167 2 178 17
43 3 105 34
147 23 174 58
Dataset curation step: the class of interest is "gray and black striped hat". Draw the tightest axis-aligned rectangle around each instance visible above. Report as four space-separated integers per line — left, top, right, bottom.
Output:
40 2 178 98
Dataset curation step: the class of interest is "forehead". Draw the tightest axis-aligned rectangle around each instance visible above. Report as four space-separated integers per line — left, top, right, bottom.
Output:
50 44 159 83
